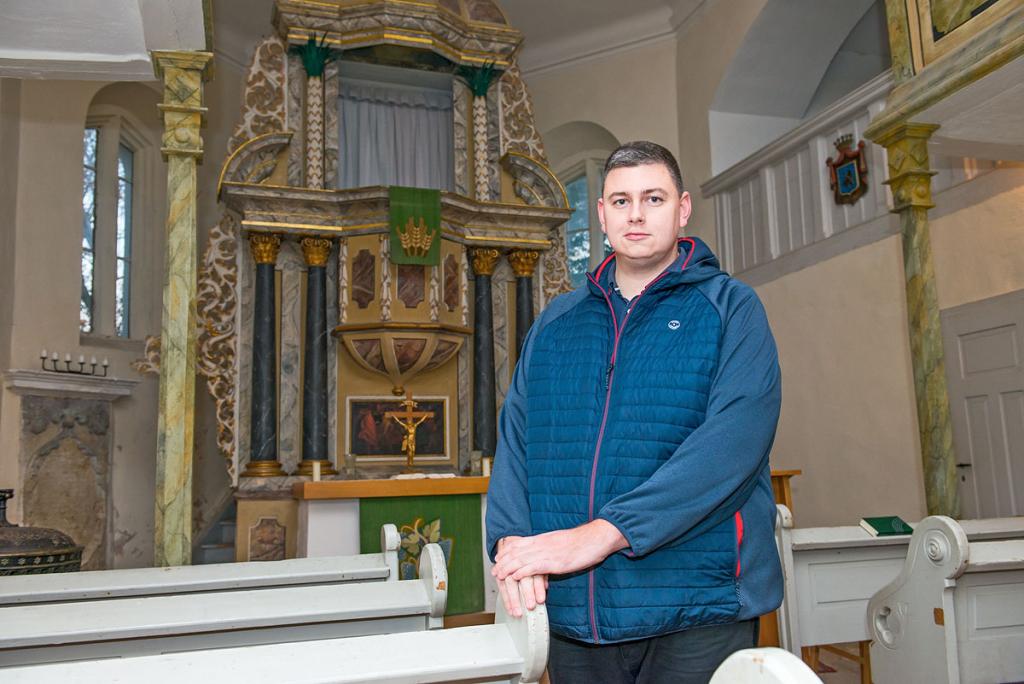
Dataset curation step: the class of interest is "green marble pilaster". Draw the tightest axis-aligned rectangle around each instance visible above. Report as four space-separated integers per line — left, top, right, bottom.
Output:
152 50 213 567
876 122 958 517
882 0 916 84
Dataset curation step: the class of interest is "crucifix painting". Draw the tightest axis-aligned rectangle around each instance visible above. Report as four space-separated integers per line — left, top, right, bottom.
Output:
348 395 447 463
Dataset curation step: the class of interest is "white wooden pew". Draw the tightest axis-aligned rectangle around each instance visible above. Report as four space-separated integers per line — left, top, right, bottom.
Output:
774 505 1024 657
0 582 550 684
868 516 1024 684
0 524 400 607
0 539 445 667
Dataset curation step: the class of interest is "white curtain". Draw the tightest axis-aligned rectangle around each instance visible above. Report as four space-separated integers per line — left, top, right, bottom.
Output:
339 79 454 191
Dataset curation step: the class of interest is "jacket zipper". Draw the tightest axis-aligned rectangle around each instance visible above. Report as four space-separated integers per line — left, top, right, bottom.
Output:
583 270 670 643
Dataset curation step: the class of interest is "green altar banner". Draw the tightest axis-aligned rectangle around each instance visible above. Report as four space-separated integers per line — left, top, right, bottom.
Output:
389 186 441 266
359 494 484 615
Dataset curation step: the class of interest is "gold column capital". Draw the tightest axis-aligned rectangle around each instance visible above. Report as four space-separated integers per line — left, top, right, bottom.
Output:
250 233 282 265
301 237 332 267
507 249 541 278
877 123 940 213
471 248 501 276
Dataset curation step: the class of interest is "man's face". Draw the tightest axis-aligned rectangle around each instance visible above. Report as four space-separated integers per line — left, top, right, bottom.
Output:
597 163 691 269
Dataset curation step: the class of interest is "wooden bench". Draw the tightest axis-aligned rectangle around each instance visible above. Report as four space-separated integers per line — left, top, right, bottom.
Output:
774 505 1024 682
868 516 1024 684
0 580 549 683
0 533 445 668
0 523 400 607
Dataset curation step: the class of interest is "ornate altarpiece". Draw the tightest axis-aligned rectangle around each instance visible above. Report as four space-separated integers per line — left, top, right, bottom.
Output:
183 0 571 568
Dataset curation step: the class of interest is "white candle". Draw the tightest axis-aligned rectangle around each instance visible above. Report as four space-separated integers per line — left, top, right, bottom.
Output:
312 461 321 482
64 353 71 362
51 352 58 361
90 356 97 365
78 355 85 364
40 349 47 359
482 457 492 477
102 358 109 367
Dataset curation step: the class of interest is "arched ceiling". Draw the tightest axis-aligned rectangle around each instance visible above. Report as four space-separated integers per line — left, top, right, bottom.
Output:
711 0 877 118
0 0 208 80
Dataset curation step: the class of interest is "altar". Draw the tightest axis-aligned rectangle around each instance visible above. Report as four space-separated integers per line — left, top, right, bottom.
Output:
293 476 494 615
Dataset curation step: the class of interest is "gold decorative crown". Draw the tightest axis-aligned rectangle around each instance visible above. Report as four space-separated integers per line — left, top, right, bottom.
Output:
397 216 435 258
834 134 854 150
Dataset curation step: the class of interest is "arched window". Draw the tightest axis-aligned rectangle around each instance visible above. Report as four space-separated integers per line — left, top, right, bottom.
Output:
545 121 620 287
80 106 153 338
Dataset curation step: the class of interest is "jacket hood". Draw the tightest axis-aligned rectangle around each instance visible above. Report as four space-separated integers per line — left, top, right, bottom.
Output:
587 236 724 295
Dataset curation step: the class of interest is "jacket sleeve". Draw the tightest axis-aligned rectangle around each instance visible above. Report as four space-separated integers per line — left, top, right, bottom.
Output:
596 291 781 557
484 321 537 562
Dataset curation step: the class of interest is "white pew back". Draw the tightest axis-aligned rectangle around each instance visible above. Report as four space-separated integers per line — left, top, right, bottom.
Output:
774 505 1024 655
0 579 549 684
0 538 445 668
0 523 400 606
868 516 1024 684
710 648 823 684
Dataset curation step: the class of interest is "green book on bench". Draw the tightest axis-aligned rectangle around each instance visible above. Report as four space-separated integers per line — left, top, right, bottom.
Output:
860 515 914 537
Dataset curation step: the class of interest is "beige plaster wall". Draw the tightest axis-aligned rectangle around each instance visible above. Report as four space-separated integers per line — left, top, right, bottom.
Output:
0 79 167 566
931 166 1024 311
755 235 928 526
0 80 101 524
525 37 680 163
0 79 21 464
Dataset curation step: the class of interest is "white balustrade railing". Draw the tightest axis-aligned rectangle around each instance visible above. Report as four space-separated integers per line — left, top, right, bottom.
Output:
701 74 893 274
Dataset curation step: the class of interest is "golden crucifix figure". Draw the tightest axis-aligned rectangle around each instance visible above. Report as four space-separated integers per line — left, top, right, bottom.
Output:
384 390 435 471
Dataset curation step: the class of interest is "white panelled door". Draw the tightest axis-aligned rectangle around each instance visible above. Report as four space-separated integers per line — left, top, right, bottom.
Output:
942 289 1024 519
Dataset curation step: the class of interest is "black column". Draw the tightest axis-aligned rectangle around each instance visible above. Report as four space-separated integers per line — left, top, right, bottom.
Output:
509 250 539 359
298 237 336 477
471 248 499 457
243 234 285 477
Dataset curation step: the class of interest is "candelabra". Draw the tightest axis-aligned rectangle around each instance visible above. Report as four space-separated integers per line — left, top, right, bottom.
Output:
39 349 109 377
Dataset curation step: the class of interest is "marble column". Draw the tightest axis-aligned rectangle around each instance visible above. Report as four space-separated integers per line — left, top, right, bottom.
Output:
508 250 540 359
876 122 957 517
298 237 336 477
243 233 286 478
151 50 212 567
471 248 500 457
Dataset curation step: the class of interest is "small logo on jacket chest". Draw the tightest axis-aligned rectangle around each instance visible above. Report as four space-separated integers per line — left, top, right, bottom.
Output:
668 320 681 330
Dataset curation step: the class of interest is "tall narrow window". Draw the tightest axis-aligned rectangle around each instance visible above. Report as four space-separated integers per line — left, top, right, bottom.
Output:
115 144 134 337
81 128 98 333
565 176 590 287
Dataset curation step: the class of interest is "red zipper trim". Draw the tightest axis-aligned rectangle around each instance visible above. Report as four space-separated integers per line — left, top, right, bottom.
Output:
583 268 671 643
735 510 744 577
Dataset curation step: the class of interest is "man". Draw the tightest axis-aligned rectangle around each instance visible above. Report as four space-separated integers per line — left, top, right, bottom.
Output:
486 141 783 683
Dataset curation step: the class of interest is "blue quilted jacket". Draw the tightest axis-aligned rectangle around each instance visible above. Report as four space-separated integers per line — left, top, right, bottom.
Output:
486 236 783 643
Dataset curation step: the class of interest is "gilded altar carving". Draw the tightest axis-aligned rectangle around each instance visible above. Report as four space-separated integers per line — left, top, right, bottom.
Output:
499 64 571 303
228 35 288 155
250 233 283 265
470 248 500 276
301 236 332 267
508 249 540 278
196 214 241 479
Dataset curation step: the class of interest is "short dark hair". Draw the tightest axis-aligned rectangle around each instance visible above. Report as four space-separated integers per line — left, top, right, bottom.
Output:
603 141 684 195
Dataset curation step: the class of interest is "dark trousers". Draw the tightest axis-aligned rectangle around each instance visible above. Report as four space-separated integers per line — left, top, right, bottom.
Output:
548 619 759 684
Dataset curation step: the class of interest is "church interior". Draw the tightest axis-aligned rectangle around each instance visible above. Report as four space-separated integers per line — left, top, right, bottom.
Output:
1 0 1023 681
